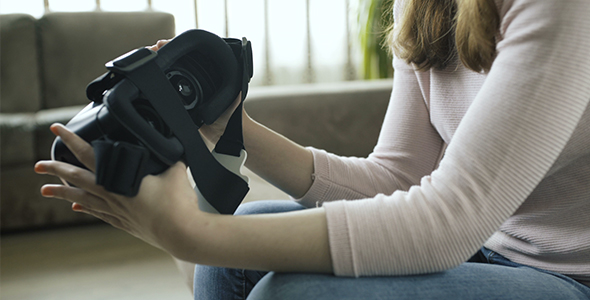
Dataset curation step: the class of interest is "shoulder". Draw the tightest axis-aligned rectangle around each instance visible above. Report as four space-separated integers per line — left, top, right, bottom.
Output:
495 0 590 54
497 0 589 29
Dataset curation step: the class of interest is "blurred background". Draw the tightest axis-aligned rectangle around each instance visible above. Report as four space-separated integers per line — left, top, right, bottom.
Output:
1 0 393 85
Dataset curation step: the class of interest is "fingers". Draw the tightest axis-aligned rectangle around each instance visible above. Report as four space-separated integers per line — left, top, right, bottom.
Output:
51 123 96 172
148 39 171 51
35 160 105 198
163 161 188 178
40 174 130 230
156 39 171 48
41 184 112 214
72 203 128 230
37 158 131 230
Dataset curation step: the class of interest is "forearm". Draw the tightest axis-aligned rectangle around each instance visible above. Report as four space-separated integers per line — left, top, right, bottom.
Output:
242 111 314 198
169 205 333 273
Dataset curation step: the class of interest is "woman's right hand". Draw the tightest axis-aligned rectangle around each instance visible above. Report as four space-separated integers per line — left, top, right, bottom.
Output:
198 94 242 145
149 40 313 198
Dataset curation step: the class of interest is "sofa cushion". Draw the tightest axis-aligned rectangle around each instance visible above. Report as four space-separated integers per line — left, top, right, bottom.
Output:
38 12 175 109
0 14 42 113
0 165 97 231
0 113 36 166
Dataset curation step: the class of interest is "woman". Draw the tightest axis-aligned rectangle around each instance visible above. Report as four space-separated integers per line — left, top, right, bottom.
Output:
35 0 590 299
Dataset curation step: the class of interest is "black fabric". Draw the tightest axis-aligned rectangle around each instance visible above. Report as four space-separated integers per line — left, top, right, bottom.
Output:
214 100 244 157
86 71 123 103
121 60 249 214
214 38 252 157
93 139 150 197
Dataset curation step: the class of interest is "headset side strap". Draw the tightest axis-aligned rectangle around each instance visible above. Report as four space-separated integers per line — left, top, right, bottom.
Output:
214 38 253 157
121 60 249 214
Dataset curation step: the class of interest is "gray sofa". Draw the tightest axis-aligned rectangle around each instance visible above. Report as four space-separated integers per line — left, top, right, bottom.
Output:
1 12 175 231
0 12 393 232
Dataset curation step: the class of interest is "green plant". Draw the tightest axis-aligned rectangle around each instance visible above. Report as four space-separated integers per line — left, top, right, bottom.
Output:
357 0 394 79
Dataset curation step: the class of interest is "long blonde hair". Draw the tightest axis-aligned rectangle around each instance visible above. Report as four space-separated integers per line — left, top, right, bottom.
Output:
387 0 500 72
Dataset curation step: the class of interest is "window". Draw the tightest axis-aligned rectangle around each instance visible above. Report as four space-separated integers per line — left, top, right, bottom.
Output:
1 0 362 86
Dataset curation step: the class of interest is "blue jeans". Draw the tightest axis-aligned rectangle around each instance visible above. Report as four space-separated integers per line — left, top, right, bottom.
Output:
194 200 590 300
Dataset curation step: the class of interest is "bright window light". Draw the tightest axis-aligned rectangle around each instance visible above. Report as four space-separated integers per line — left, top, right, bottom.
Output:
0 0 360 85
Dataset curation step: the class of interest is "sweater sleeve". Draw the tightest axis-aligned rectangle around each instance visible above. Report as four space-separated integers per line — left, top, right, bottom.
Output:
295 0 445 209
295 61 445 207
323 0 590 277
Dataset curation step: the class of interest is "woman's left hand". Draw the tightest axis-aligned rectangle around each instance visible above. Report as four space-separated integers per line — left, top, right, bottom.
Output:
34 123 201 253
34 124 333 273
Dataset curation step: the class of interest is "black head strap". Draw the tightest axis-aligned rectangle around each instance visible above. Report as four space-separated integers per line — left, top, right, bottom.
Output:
215 38 253 157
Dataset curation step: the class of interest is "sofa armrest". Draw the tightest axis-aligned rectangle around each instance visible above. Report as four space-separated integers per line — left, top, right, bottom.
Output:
34 105 87 160
244 79 392 157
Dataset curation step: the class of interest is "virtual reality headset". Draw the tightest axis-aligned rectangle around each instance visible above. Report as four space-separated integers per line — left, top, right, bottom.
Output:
51 29 253 214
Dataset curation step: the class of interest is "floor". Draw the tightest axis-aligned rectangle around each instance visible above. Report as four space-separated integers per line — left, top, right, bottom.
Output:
2 224 193 300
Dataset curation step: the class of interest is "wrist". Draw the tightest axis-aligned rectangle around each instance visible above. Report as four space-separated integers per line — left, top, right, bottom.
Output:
156 199 205 262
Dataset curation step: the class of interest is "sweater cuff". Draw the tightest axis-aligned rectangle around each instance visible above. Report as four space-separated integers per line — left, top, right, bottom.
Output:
292 147 332 208
323 200 356 276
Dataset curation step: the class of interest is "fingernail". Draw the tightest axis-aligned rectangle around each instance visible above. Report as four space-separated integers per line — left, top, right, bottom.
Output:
34 163 47 173
72 203 83 212
41 187 54 197
49 123 63 136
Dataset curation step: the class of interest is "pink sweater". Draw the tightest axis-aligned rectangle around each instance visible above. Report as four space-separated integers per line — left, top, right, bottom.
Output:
297 0 590 286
